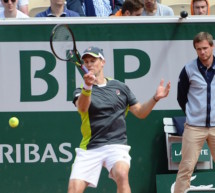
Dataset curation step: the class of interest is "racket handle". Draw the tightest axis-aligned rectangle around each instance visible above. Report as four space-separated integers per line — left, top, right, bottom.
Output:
81 65 89 74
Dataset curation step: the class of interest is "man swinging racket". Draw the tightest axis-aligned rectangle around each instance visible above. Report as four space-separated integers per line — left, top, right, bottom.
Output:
68 46 171 193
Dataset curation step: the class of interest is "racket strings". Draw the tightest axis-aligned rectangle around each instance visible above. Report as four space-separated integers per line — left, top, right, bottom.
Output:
52 26 74 60
51 24 85 71
53 26 73 41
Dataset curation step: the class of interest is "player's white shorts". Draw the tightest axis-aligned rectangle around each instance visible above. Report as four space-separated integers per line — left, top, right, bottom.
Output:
69 144 131 188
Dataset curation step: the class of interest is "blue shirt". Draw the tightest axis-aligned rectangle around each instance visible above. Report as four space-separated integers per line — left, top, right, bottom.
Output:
35 6 80 17
177 57 215 127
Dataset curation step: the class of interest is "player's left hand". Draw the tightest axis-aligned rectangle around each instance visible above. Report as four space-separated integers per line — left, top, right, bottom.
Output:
154 79 171 101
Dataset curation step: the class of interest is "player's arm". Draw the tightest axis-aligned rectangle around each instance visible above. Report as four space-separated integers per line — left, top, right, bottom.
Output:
76 72 95 112
76 90 91 112
129 79 170 119
129 100 157 119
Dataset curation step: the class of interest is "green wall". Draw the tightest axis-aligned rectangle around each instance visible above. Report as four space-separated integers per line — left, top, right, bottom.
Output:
0 110 184 193
1 18 215 193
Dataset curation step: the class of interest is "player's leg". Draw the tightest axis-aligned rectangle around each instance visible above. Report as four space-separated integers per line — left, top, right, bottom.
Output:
174 125 207 193
104 144 131 193
68 148 103 192
111 161 131 193
67 179 88 193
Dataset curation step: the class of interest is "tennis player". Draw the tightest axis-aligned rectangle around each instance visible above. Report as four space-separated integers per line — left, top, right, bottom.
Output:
68 46 171 193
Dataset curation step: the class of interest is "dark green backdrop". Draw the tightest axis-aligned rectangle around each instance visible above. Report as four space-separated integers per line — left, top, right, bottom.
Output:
1 18 215 193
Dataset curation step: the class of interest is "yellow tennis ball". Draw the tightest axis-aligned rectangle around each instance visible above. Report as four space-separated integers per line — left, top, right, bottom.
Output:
9 117 19 128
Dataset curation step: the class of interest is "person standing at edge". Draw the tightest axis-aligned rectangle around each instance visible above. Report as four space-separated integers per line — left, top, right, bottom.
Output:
174 32 215 193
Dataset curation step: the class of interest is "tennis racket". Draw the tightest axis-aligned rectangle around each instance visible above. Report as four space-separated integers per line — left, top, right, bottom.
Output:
50 24 88 74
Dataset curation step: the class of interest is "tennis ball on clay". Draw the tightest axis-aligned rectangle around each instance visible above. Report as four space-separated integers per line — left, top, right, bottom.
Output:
9 117 19 128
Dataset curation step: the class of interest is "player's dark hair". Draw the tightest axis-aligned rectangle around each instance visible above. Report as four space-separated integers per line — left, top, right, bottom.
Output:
193 32 213 48
121 0 144 14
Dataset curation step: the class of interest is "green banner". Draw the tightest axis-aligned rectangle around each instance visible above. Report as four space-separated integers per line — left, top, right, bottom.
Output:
171 143 211 162
0 18 215 193
186 190 215 193
156 172 215 193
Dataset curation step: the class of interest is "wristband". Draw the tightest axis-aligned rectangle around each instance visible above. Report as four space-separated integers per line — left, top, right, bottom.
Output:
81 88 92 97
153 95 159 102
83 83 92 90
